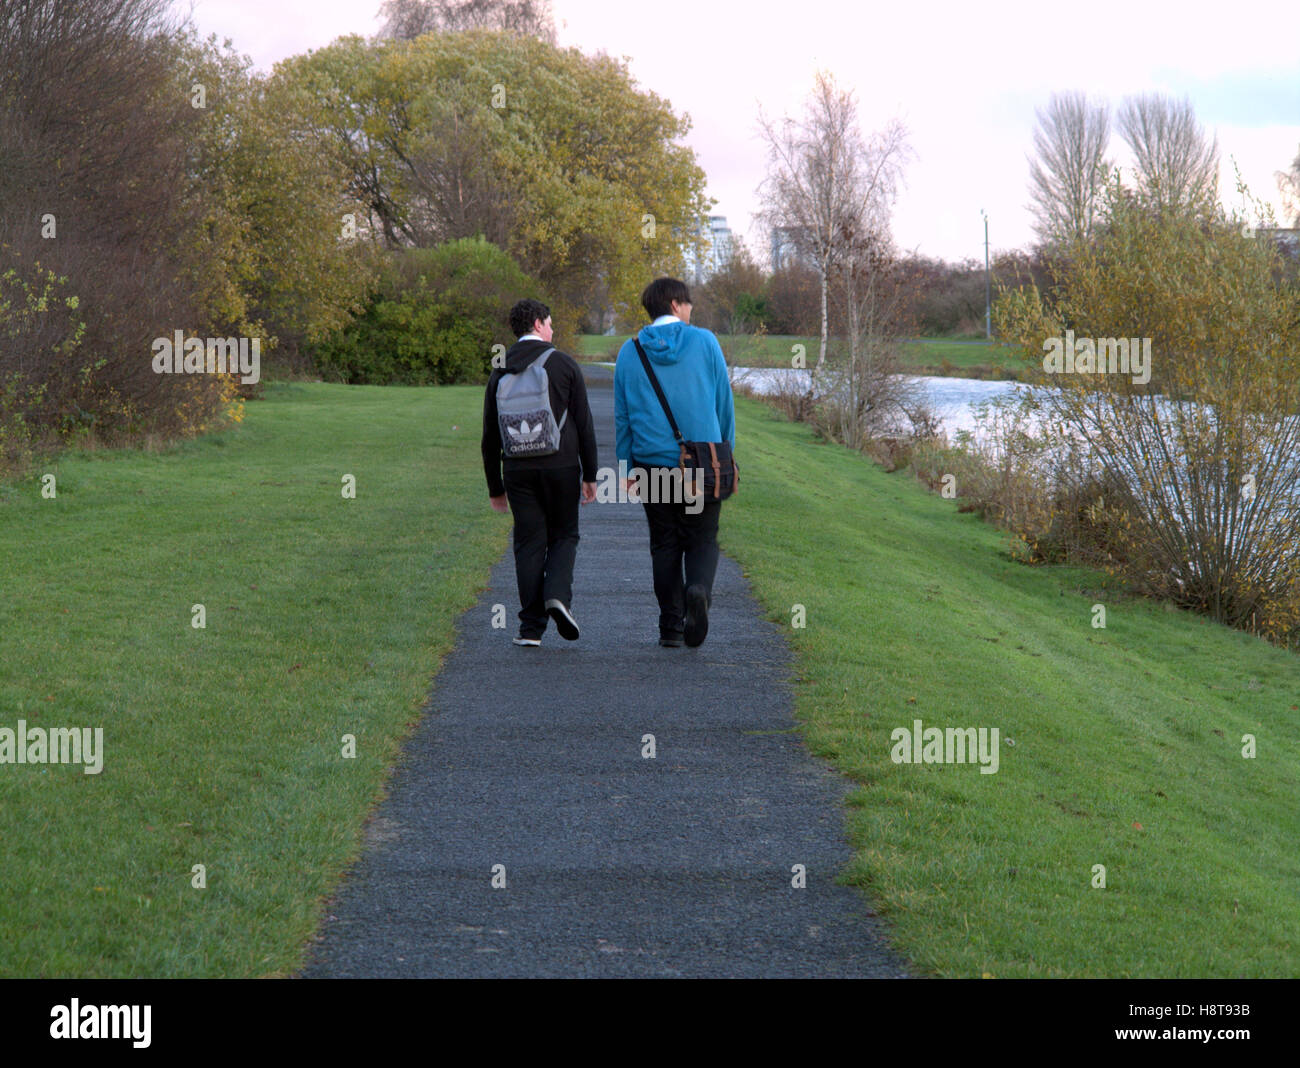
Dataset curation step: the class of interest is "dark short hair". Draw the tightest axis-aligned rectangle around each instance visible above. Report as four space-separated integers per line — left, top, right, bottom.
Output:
641 277 691 320
509 298 551 338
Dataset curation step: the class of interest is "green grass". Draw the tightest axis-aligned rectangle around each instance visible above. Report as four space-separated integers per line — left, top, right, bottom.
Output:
719 395 1300 978
8 376 1292 979
576 334 1028 379
899 338 1025 377
574 332 820 366
0 382 508 977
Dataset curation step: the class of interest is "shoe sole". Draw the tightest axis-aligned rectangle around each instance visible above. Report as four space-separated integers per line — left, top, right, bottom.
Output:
513 638 541 647
684 585 709 647
659 637 684 648
545 599 580 641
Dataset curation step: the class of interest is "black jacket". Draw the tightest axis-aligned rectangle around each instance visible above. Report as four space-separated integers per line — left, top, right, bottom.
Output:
481 339 599 497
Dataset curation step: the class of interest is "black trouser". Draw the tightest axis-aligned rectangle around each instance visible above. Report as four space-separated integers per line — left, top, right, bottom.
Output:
634 460 722 639
503 464 581 638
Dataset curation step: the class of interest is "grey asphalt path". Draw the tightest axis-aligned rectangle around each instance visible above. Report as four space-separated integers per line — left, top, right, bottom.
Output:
300 365 910 978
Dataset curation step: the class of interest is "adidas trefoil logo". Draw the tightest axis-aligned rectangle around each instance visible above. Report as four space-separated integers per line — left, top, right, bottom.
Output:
507 419 544 442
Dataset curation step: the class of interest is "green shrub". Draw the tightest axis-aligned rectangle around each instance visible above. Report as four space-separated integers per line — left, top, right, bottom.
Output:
0 261 87 474
907 425 1135 570
0 372 42 477
309 238 542 385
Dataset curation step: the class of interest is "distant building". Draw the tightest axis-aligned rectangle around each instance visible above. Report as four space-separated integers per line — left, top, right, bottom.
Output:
682 215 734 284
770 225 816 272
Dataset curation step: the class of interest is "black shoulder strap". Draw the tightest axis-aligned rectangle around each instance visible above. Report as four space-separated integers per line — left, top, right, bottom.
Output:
633 338 684 444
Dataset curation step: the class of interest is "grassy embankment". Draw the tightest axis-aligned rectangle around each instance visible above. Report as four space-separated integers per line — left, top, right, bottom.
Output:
720 393 1299 977
5 379 1294 978
0 382 507 976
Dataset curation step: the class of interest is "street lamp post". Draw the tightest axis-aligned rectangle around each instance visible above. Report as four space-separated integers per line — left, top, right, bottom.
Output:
981 209 991 340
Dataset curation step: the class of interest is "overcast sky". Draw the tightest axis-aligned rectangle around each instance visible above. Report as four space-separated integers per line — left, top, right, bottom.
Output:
185 0 1300 263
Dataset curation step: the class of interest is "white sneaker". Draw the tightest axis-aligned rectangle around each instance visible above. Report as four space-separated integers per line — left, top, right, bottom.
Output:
544 599 580 641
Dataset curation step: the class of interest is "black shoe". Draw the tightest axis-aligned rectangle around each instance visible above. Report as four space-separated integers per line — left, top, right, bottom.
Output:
684 585 709 647
659 633 684 648
545 599 580 641
513 636 541 647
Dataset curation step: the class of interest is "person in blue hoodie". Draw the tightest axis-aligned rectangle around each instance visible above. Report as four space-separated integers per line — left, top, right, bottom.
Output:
615 277 735 648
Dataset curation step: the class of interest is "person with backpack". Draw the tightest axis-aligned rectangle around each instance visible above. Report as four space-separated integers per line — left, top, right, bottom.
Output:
614 278 736 649
482 299 598 646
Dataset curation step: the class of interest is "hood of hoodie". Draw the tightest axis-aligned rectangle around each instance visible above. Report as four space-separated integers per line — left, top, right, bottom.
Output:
636 320 690 365
504 337 555 373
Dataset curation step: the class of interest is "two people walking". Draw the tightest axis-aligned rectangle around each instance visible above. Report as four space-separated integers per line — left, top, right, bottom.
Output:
481 278 736 648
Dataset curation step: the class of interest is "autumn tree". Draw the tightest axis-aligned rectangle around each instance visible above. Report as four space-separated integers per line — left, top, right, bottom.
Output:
0 0 221 450
0 1 382 465
694 241 767 334
177 32 377 368
764 262 820 335
277 31 709 345
995 176 1300 641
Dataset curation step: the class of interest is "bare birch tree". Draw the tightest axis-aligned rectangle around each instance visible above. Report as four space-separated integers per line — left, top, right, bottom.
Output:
757 71 909 380
1118 92 1219 214
1027 91 1111 248
825 227 918 449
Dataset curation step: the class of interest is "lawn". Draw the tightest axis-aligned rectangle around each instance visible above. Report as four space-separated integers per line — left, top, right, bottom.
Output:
719 393 1300 977
5 378 1293 978
0 382 508 976
577 333 1028 378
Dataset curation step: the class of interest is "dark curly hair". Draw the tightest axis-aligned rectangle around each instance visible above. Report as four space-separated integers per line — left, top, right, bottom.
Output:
509 298 551 338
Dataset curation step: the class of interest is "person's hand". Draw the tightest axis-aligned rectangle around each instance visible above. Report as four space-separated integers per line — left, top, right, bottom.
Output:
580 481 597 504
624 478 640 502
489 494 509 513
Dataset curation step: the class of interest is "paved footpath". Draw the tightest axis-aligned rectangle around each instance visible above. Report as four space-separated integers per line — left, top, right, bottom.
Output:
301 365 910 978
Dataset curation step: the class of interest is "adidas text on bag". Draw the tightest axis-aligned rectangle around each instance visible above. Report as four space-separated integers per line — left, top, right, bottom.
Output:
496 348 568 458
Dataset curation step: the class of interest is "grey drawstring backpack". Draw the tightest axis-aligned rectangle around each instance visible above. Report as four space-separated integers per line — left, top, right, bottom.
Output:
496 348 567 457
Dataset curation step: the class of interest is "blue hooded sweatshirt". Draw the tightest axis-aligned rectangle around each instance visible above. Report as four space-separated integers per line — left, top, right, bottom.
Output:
614 320 735 469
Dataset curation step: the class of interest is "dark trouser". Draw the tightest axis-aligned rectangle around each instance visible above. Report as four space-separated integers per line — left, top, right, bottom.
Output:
503 464 581 639
635 461 722 639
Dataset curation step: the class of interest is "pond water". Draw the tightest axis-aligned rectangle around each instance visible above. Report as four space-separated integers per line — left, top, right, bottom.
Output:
728 367 1026 438
726 366 1300 548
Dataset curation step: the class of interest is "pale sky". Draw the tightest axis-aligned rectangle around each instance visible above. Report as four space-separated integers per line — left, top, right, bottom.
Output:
185 0 1300 263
